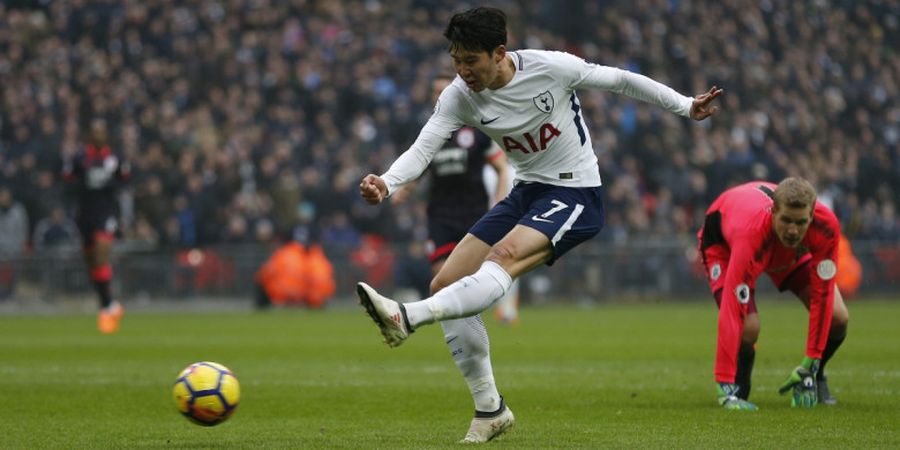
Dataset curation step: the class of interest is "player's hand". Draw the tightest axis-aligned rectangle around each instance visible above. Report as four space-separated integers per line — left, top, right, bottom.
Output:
778 357 820 408
359 174 388 205
690 86 724 121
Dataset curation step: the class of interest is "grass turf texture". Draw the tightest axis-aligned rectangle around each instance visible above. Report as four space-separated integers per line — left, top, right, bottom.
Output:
1 299 898 449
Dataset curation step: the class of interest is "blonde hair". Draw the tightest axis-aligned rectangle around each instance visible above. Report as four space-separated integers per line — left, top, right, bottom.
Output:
773 177 817 211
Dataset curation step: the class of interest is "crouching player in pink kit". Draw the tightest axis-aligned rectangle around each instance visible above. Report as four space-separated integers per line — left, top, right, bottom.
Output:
698 178 850 410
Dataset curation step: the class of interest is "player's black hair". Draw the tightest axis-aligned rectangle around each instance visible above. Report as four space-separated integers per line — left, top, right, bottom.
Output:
444 7 507 54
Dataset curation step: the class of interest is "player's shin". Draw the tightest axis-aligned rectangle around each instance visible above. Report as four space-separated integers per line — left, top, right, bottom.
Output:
90 264 113 309
404 261 512 328
817 329 846 405
735 342 756 400
818 327 846 380
441 316 501 412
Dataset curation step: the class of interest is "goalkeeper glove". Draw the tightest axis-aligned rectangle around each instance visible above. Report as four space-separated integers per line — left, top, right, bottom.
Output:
778 357 820 408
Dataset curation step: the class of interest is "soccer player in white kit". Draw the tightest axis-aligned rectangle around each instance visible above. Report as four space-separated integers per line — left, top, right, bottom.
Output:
357 7 723 443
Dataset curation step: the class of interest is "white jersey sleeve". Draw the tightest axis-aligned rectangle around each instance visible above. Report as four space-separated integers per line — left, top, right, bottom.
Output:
380 85 467 196
548 51 694 117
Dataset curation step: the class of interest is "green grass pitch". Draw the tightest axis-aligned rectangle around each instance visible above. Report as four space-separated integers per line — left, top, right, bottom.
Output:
1 299 899 448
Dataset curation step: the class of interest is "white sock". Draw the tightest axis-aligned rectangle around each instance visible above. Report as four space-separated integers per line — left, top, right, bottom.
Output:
405 261 512 329
441 315 501 412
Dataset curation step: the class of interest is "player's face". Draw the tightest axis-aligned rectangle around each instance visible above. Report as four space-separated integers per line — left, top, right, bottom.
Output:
772 205 813 248
90 120 108 145
450 45 505 92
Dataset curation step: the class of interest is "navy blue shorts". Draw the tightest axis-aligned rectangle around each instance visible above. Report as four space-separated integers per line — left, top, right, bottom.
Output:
76 210 118 246
469 182 604 265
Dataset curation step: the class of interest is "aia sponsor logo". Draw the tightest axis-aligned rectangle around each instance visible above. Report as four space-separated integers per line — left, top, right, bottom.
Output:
502 123 561 154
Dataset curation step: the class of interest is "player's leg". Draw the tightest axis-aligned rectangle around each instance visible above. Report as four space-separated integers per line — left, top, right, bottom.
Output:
422 227 513 441
712 284 759 410
357 194 521 345
91 235 114 308
356 213 515 346
429 183 601 443
438 314 512 442
816 287 848 405
429 235 502 410
700 223 758 410
354 230 515 441
358 184 599 340
790 282 848 405
817 287 848 404
356 185 602 443
819 287 849 370
358 185 603 348
382 226 545 332
736 312 759 400
402 184 603 329
426 234 515 442
90 226 123 334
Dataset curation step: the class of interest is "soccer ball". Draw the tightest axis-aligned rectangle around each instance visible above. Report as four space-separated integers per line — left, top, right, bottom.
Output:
172 361 241 426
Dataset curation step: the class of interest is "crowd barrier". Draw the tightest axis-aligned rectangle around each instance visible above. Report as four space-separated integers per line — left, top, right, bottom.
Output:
1 239 896 305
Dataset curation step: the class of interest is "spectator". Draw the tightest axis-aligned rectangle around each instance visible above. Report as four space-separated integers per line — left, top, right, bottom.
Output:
32 204 80 252
0 186 28 298
255 239 337 309
0 1 895 247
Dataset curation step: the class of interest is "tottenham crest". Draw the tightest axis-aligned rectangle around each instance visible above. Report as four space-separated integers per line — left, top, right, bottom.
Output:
533 91 554 114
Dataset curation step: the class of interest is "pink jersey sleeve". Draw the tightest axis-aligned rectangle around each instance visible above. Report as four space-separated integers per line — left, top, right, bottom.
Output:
802 204 840 359
714 226 770 382
710 183 774 383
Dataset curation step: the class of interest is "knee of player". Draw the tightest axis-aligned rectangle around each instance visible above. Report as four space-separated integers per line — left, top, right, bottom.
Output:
831 306 849 332
485 243 517 267
829 290 850 332
741 314 761 344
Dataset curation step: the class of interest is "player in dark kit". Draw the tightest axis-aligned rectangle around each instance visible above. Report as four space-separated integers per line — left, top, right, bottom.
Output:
424 123 507 266
698 178 849 410
63 118 130 334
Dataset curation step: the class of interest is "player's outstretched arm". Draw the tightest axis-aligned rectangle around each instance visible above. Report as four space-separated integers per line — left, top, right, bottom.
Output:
690 86 724 120
359 174 388 205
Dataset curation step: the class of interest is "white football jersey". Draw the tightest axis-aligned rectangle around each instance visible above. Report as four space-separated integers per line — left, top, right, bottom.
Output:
381 49 694 195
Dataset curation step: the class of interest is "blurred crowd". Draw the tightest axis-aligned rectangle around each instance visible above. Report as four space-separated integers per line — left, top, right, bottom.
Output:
0 0 897 260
